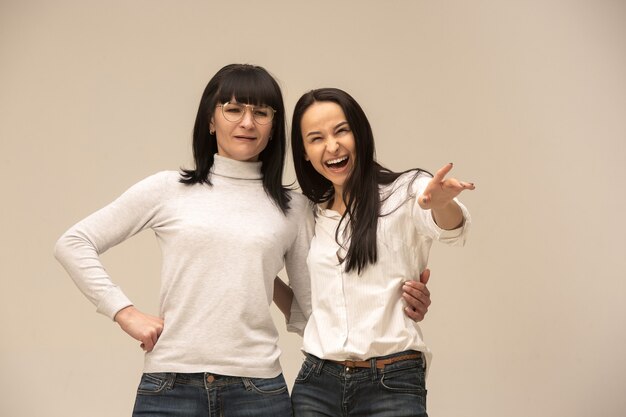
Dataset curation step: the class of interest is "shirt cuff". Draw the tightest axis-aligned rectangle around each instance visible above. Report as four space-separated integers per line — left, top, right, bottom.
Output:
286 297 307 336
96 287 133 320
429 199 471 246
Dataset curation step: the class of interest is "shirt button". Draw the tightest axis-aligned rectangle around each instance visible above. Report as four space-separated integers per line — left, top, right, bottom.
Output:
206 374 215 383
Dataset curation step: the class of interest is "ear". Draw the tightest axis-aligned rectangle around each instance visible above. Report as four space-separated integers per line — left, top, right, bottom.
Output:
209 117 215 134
304 152 310 161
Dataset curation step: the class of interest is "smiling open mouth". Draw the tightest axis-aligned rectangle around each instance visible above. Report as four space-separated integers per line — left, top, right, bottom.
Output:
325 156 349 168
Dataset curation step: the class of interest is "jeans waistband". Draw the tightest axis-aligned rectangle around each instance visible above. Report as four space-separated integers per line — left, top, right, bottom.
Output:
304 350 423 373
146 372 258 388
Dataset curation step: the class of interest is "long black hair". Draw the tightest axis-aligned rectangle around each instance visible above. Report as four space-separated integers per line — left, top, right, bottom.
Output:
180 64 291 213
292 88 428 273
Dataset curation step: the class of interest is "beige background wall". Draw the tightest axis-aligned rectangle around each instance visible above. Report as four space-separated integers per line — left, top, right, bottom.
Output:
1 0 625 416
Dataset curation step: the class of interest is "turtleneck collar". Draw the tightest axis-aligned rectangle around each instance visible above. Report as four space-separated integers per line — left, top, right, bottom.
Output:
211 154 263 180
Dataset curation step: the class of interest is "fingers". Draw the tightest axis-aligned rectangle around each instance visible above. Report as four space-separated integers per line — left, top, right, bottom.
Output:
420 178 475 210
138 329 156 352
442 177 468 191
404 305 425 322
421 164 454 208
403 281 431 305
402 280 431 323
432 163 476 192
141 340 154 352
459 181 476 190
145 337 156 352
116 308 164 353
139 321 163 352
433 162 454 182
148 319 164 352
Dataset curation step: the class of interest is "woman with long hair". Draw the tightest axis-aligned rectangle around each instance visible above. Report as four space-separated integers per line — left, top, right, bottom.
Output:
290 88 475 416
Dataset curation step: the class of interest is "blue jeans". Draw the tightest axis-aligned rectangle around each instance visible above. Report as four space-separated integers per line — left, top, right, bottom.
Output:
132 372 292 417
291 351 427 417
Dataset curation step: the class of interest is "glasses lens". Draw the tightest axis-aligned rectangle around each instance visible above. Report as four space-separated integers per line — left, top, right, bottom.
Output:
222 103 245 122
252 106 273 124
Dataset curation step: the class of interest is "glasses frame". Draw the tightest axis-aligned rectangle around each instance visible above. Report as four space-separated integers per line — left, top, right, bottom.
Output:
216 102 276 125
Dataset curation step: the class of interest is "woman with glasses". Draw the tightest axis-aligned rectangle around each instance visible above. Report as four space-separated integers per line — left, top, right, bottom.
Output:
54 65 431 417
54 63 311 416
289 88 475 416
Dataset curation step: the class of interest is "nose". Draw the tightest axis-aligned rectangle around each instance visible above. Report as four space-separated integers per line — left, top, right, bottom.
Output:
239 107 255 128
326 137 340 153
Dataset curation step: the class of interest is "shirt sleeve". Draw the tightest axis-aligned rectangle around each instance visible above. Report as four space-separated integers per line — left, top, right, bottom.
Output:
53 172 171 320
410 173 471 246
283 196 314 336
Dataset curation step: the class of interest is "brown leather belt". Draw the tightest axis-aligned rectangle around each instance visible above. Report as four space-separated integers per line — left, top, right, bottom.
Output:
329 353 421 369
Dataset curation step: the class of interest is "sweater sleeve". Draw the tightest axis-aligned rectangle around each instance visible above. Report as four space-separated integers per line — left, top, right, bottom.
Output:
410 172 471 246
283 195 314 336
54 172 171 320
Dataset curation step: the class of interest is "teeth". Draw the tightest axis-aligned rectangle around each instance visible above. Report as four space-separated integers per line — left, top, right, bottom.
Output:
326 156 348 165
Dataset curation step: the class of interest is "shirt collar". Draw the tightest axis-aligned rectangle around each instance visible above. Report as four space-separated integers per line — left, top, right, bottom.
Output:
315 202 343 220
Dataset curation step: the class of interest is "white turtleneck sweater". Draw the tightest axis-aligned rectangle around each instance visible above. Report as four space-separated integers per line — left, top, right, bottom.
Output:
54 155 313 378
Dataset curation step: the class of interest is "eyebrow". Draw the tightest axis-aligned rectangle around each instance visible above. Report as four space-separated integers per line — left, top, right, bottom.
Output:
305 130 322 139
304 121 349 139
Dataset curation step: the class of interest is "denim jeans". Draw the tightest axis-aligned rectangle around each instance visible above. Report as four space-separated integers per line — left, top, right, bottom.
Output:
132 372 292 417
291 351 427 417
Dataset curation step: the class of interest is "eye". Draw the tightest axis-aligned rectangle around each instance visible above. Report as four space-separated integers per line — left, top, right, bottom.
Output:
254 108 270 117
222 103 244 113
308 136 322 143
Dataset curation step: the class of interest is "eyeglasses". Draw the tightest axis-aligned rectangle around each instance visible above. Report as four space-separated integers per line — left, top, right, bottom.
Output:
216 102 276 125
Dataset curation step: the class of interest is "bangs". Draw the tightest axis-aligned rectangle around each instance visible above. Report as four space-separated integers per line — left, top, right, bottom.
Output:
216 69 282 110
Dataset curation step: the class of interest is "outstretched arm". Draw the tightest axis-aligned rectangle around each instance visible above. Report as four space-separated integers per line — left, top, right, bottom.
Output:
419 163 475 230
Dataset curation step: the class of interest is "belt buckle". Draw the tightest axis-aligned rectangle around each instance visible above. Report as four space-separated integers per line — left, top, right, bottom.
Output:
343 359 360 372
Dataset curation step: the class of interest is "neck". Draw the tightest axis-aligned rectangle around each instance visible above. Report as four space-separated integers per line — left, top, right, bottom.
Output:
331 186 348 215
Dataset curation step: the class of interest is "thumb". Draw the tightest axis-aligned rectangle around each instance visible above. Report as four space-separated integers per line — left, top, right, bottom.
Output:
420 268 430 284
418 193 431 209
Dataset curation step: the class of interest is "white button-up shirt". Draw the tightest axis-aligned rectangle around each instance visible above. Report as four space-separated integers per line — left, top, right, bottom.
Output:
302 171 471 369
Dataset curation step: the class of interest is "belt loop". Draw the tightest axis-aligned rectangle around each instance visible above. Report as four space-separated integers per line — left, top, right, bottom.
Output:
242 377 253 391
370 358 377 382
315 358 325 376
166 373 176 389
